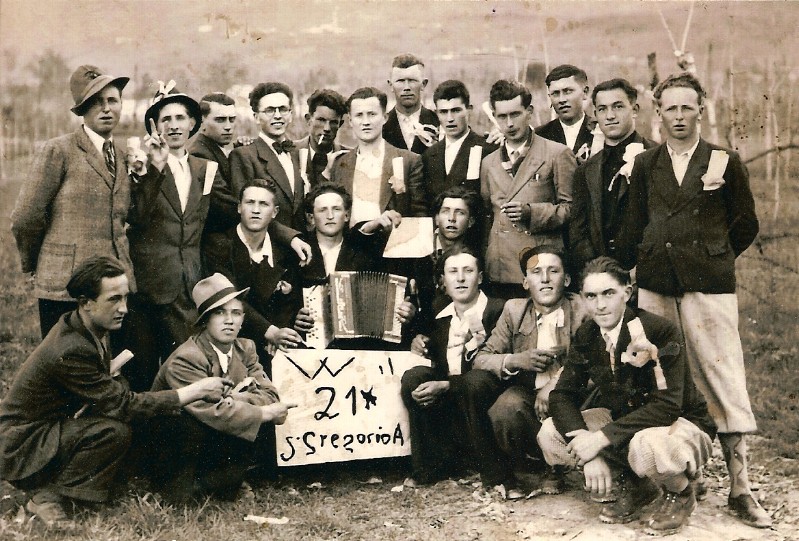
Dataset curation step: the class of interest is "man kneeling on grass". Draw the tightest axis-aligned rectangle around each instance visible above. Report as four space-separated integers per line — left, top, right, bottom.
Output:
0 256 229 526
537 257 716 535
149 273 296 503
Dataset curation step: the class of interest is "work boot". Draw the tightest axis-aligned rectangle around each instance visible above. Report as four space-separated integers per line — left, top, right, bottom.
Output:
26 494 72 527
728 493 772 528
645 484 696 536
540 465 566 495
599 472 660 524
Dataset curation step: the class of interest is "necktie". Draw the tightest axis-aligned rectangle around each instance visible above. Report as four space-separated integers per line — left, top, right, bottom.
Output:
603 332 615 373
273 139 295 154
311 150 329 183
103 140 116 176
220 352 230 374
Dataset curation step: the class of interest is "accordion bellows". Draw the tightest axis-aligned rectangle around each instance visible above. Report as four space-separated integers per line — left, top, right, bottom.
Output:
304 271 408 348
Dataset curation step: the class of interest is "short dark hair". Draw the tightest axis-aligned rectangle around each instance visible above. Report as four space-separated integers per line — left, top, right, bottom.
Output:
307 89 347 117
545 64 588 87
199 92 235 117
591 78 638 105
239 178 278 202
518 244 568 275
346 87 388 112
67 256 127 303
305 182 353 214
436 245 484 276
392 53 425 70
489 79 532 109
431 185 480 220
249 82 293 112
433 80 470 107
653 72 705 106
580 256 631 289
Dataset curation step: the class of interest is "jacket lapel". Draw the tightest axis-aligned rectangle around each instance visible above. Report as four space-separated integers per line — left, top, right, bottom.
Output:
384 110 406 150
585 153 605 243
183 156 206 217
159 165 185 217
76 128 114 191
575 117 593 154
380 145 396 211
679 139 710 200
256 138 293 201
506 134 545 196
446 132 476 181
334 150 357 196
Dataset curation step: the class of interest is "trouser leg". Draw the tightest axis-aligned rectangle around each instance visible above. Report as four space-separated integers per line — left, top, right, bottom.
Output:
489 384 542 464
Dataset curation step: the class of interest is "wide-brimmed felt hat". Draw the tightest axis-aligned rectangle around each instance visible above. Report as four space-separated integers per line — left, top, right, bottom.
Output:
144 80 202 138
192 273 250 324
70 65 129 116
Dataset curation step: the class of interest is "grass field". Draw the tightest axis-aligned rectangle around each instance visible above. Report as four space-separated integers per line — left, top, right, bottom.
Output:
0 152 797 540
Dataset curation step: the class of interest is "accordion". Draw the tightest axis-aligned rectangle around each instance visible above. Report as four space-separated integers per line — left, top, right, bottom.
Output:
303 271 408 348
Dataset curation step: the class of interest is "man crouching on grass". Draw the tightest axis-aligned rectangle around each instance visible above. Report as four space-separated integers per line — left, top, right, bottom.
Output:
537 257 716 536
0 256 229 527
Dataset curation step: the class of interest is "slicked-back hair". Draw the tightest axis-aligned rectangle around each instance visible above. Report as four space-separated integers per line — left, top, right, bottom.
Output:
545 64 588 87
653 72 706 106
307 89 347 117
579 256 631 290
239 177 278 202
346 87 388 112
304 181 353 214
433 80 470 107
249 82 293 112
518 244 568 276
591 78 638 105
436 244 484 277
489 79 532 109
67 255 127 303
199 92 235 117
432 185 480 220
392 53 425 70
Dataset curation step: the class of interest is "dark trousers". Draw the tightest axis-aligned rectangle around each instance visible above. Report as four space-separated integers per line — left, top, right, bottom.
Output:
488 383 544 465
38 299 77 338
401 366 510 486
145 413 275 502
12 417 132 503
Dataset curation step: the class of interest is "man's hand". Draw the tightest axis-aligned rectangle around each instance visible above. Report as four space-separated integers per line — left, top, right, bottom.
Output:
177 376 233 405
534 377 557 420
236 135 255 147
583 456 614 498
565 428 611 466
290 237 313 267
411 380 450 407
396 297 416 324
505 349 556 373
322 149 350 180
265 325 303 352
485 127 505 146
294 307 315 333
501 201 531 226
126 148 148 176
260 402 298 425
411 334 430 357
361 210 402 234
144 118 169 172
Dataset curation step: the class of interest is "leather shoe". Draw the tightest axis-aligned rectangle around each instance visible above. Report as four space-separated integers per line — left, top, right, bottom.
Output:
541 466 566 495
644 485 696 536
600 472 660 524
26 499 72 527
728 493 772 528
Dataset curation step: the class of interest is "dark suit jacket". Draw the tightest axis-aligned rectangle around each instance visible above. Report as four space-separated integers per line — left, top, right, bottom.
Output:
426 296 506 380
128 156 215 305
422 130 497 204
617 139 758 295
550 308 717 448
0 311 181 481
536 116 594 157
568 132 656 269
382 106 440 155
11 128 135 301
294 136 350 188
188 133 238 234
205 226 302 344
229 138 306 229
329 141 426 218
299 230 387 286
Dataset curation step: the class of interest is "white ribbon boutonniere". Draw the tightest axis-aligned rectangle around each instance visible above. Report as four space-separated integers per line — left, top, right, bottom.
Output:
464 313 487 354
412 122 438 147
576 142 591 164
608 142 645 192
620 317 668 390
275 280 292 295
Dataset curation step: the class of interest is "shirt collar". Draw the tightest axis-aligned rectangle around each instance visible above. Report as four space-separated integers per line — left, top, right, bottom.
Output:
602 314 626 349
535 305 565 328
436 290 488 320
259 132 284 148
445 129 470 148
236 223 272 263
396 107 421 123
504 126 533 155
666 138 700 160
559 114 585 134
83 124 111 155
356 139 385 159
167 151 189 171
208 340 231 370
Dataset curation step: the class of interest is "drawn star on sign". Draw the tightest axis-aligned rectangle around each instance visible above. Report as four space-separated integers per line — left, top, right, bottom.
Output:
361 387 377 409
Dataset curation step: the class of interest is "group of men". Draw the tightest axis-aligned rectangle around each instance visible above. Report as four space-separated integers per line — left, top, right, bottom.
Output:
1 52 770 534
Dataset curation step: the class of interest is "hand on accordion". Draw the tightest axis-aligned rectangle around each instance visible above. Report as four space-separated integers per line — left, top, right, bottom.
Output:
395 296 416 324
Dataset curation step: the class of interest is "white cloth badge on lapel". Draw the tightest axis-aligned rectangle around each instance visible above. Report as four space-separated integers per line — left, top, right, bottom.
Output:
390 156 406 194
590 125 605 157
466 145 482 180
203 161 218 196
702 150 729 191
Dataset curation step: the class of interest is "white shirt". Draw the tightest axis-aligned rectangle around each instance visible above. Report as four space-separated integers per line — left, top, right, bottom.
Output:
209 341 231 374
351 141 385 226
444 130 470 175
236 224 273 265
396 107 422 150
561 115 585 151
602 316 625 372
167 152 192 212
319 239 343 275
83 124 111 156
436 291 489 376
260 132 296 194
534 307 565 388
666 139 700 186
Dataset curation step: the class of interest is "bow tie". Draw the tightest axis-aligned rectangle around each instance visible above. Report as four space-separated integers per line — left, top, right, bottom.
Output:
273 139 295 154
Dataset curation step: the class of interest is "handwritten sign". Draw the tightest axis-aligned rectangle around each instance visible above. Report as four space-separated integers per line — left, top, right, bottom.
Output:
272 349 429 466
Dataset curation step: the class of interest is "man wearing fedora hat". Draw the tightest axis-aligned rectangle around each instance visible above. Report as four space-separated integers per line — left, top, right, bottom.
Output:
149 273 295 502
12 65 136 337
